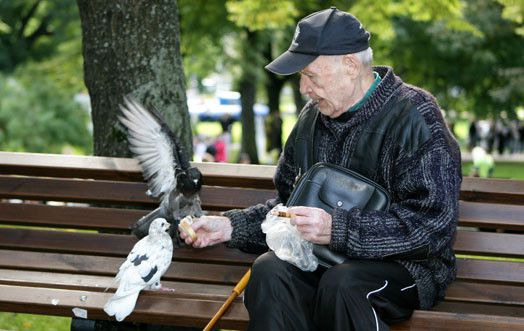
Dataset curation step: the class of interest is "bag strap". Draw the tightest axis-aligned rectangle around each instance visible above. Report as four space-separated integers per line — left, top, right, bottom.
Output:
294 103 319 177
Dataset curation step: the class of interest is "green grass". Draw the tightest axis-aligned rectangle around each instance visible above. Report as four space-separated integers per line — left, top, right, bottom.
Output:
456 254 524 263
462 161 524 180
0 312 70 331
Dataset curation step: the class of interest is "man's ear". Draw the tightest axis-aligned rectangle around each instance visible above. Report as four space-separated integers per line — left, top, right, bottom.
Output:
342 54 360 79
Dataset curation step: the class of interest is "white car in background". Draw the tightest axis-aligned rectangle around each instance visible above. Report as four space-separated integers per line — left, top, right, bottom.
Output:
188 91 269 122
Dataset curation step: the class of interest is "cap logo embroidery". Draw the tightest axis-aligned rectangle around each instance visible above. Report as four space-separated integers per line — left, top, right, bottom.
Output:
291 26 300 47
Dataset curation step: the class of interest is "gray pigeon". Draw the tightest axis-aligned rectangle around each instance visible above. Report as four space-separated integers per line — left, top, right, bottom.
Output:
119 97 203 241
104 218 173 322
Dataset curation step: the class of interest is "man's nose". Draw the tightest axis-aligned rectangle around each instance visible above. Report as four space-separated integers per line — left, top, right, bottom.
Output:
299 75 310 95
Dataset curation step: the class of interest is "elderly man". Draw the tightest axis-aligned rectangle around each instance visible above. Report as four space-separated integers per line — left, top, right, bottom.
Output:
182 7 461 331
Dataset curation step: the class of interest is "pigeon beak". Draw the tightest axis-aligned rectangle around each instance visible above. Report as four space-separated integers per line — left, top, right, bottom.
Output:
165 223 170 231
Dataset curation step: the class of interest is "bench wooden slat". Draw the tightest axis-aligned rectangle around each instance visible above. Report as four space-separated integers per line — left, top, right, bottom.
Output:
0 202 223 230
0 202 143 230
202 187 275 210
1 226 521 262
0 175 154 205
459 201 524 230
0 228 256 264
0 269 242 302
0 175 275 209
0 284 249 329
461 177 524 205
0 152 142 181
3 200 524 232
433 301 524 318
446 280 524 306
5 200 524 233
392 310 524 331
2 251 522 292
0 151 276 189
456 259 524 285
453 230 524 258
0 250 250 285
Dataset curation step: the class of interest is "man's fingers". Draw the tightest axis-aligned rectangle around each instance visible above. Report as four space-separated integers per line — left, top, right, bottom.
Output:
292 215 315 226
287 207 305 216
179 229 193 245
194 230 223 248
184 236 193 245
288 206 314 216
191 219 207 231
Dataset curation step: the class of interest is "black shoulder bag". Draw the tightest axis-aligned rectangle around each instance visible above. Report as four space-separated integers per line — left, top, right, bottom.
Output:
286 104 391 268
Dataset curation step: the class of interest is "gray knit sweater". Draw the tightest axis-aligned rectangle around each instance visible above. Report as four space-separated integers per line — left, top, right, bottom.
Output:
224 66 462 309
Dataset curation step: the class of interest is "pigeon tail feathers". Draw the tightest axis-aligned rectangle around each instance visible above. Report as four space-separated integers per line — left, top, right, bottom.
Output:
103 290 140 322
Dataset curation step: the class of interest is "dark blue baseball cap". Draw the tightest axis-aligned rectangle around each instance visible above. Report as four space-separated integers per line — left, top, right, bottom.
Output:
265 7 370 75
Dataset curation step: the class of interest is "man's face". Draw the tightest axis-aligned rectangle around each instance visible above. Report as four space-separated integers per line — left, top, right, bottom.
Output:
299 55 355 118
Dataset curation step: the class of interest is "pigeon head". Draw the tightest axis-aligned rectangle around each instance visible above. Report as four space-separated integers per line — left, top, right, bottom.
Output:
149 218 170 235
176 167 203 196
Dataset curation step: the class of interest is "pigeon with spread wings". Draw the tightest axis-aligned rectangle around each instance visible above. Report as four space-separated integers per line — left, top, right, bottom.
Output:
119 97 203 240
104 218 173 321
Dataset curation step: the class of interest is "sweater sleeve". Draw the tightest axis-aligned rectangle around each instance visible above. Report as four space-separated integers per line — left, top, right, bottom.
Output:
329 137 462 260
225 127 298 252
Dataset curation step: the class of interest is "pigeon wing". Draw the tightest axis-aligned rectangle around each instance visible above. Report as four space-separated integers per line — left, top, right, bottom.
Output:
114 236 168 296
119 97 180 198
152 231 174 277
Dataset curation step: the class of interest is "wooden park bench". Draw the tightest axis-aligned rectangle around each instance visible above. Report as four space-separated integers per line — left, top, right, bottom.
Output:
0 151 523 330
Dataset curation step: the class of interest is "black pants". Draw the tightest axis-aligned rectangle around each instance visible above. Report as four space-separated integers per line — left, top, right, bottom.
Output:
244 252 419 331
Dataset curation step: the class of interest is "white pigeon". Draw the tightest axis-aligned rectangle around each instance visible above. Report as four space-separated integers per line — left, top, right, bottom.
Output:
104 218 173 322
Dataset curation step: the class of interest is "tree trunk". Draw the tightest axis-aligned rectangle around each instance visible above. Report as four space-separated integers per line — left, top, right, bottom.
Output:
77 0 191 157
264 71 285 154
239 76 259 164
238 30 259 164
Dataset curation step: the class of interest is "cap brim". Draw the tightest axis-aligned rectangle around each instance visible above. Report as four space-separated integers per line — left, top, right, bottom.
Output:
265 50 318 75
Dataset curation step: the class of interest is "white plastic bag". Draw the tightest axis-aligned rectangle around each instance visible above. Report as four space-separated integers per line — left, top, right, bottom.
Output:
261 204 318 271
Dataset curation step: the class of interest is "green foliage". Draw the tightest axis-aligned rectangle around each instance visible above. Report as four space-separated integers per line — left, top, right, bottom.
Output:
388 0 524 117
463 161 524 180
179 0 233 81
351 0 479 42
497 0 524 35
0 68 92 154
0 0 88 154
226 0 299 31
0 0 80 72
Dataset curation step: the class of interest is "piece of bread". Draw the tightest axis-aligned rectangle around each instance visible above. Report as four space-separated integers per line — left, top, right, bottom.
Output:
179 216 197 241
269 210 295 218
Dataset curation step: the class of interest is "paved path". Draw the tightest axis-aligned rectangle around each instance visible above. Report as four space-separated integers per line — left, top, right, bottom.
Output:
462 152 524 163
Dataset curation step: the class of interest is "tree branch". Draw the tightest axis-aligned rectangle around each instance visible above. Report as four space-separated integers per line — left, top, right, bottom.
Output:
18 0 42 38
26 14 53 48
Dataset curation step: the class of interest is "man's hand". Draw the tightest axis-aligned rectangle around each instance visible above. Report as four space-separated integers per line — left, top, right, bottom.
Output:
287 206 332 245
179 215 232 248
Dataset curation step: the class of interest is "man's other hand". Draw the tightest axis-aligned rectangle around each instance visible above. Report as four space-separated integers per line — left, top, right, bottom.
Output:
288 206 332 245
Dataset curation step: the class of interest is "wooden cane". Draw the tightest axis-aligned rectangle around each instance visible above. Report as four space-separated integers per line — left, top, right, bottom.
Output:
203 210 293 330
203 268 252 331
